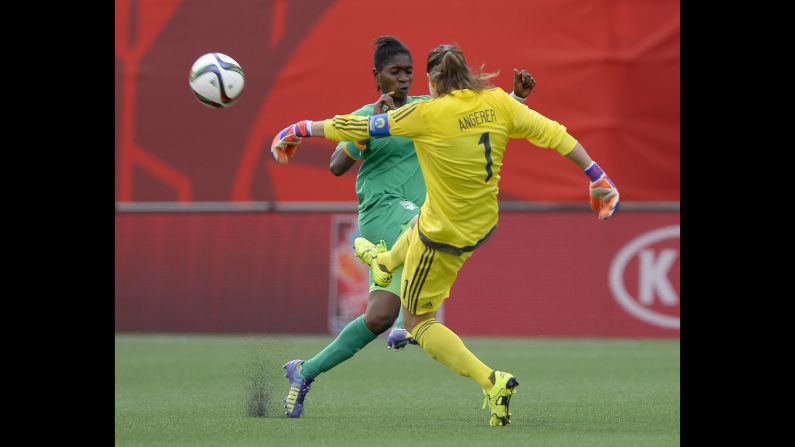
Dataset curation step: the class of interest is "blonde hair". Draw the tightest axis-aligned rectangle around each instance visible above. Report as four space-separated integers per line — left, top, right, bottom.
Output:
426 44 498 96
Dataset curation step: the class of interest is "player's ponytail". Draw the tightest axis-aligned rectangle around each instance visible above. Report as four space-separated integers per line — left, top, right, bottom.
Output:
427 44 498 96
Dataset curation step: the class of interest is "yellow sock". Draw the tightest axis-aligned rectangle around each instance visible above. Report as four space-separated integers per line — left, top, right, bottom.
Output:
410 318 492 389
377 223 412 272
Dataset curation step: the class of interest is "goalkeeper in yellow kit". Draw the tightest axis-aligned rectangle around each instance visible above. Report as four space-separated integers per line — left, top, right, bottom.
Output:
271 44 619 426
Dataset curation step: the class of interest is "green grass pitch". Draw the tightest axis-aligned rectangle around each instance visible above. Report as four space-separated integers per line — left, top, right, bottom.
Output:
115 334 679 446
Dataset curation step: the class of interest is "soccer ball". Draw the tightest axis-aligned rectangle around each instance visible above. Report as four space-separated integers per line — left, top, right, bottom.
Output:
189 52 245 108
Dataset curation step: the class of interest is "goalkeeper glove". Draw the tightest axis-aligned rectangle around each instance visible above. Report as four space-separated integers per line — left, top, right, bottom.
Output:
584 161 619 220
271 120 313 165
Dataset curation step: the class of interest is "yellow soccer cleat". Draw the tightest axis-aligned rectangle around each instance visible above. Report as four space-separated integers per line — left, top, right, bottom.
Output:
482 371 519 426
353 237 392 287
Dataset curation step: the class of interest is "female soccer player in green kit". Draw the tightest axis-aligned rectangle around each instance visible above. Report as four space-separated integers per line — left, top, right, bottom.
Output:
274 40 542 423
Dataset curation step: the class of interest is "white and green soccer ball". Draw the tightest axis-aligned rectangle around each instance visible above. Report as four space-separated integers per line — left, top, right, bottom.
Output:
189 52 245 108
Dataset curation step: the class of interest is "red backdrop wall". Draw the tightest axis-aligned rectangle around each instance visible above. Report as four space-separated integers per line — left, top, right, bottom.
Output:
115 1 680 337
116 212 680 337
115 0 679 203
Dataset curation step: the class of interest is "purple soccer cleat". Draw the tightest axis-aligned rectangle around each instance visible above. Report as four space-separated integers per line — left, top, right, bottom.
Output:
282 359 314 418
386 327 418 350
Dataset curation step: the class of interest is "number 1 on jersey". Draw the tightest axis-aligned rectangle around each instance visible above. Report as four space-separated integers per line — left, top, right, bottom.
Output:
479 132 493 182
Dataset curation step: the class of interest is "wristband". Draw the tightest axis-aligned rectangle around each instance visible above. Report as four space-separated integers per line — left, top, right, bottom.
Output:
584 161 605 182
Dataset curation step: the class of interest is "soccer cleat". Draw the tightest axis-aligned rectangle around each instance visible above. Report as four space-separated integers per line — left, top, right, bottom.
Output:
386 327 418 350
282 359 314 418
353 237 393 287
482 371 519 426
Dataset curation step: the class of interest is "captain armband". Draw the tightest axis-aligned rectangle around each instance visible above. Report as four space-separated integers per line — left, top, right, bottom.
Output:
368 113 391 137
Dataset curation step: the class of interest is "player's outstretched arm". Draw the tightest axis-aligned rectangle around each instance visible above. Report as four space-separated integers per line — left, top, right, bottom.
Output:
328 92 399 173
565 143 620 220
273 100 421 163
272 114 385 165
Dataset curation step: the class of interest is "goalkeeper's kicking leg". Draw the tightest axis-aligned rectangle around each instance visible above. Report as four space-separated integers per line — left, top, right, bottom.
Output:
356 221 519 426
354 215 416 283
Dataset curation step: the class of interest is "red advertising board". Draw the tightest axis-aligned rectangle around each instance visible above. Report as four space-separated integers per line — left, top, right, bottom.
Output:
116 211 679 337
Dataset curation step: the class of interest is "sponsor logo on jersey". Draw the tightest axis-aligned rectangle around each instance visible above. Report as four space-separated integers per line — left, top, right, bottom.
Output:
400 200 418 211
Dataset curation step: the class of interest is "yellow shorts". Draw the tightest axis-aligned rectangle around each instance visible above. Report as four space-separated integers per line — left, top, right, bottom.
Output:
400 224 473 315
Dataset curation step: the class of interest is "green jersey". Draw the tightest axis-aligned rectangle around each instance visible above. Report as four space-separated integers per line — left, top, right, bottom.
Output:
338 95 430 248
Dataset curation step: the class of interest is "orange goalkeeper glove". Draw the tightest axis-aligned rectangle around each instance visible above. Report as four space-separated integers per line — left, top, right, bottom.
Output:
584 161 619 220
271 120 313 165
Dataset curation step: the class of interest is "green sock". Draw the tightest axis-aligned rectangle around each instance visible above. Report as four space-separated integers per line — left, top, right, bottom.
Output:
300 315 377 379
394 308 404 329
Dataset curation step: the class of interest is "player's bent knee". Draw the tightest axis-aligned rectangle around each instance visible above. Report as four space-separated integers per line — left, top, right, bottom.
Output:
402 311 436 335
364 312 394 334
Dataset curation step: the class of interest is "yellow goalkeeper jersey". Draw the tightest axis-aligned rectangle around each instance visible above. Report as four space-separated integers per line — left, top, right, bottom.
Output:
323 87 577 251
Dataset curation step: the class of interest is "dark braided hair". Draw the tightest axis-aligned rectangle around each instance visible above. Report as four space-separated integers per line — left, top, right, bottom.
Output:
373 35 412 72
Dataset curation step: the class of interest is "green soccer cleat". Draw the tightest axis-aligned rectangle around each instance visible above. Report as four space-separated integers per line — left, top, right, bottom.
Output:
482 371 519 426
353 237 392 287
